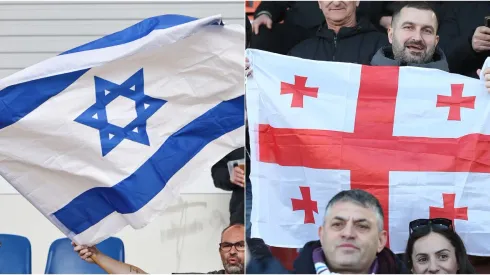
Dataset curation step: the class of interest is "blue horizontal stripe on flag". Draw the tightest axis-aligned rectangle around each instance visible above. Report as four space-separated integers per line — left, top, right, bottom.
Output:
61 14 222 55
0 69 89 130
0 15 221 131
52 95 244 235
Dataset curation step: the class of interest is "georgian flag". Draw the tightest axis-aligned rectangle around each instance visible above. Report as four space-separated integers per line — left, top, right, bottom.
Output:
246 49 490 255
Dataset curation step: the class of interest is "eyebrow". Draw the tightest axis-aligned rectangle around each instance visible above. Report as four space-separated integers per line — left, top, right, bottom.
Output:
415 249 450 257
401 21 435 31
332 216 370 223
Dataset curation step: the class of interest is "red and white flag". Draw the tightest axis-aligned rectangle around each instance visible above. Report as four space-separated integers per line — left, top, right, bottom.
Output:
246 49 490 255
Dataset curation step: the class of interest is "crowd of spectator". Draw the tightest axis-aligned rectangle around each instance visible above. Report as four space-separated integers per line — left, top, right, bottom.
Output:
244 1 490 273
247 1 490 79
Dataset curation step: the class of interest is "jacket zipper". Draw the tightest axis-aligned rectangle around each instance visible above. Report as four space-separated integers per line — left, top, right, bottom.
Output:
333 35 337 61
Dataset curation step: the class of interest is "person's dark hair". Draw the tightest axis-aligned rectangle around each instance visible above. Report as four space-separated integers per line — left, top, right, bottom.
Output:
404 226 475 274
325 189 384 231
391 1 439 31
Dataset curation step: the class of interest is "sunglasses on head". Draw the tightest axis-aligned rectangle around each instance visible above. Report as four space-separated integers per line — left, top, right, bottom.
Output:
409 218 453 234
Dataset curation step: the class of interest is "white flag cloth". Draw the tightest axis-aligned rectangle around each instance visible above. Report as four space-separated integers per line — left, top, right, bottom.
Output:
246 49 490 255
0 14 244 245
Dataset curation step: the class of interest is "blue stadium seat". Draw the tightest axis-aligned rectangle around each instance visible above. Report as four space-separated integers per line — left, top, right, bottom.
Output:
0 234 32 274
44 237 125 274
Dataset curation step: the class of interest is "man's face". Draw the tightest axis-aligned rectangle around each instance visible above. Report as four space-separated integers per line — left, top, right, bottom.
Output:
219 225 245 274
319 201 387 273
318 1 359 23
389 7 439 64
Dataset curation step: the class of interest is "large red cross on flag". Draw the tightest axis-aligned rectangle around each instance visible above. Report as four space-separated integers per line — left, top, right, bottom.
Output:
246 49 490 255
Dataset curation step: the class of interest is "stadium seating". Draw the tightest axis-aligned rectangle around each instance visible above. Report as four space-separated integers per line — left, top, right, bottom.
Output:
0 234 32 274
44 237 125 274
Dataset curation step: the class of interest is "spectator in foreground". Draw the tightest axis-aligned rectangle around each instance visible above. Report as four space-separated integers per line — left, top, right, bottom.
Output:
73 223 245 274
404 218 475 274
246 189 409 274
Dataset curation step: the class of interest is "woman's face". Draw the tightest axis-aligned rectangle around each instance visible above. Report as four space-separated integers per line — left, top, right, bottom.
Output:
411 232 459 274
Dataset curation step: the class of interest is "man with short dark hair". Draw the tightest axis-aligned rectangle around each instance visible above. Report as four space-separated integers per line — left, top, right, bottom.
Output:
315 190 388 274
371 2 449 71
246 189 409 274
369 2 490 94
73 223 245 274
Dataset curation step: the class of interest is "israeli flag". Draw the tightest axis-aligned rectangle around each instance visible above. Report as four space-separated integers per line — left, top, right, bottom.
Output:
0 14 244 245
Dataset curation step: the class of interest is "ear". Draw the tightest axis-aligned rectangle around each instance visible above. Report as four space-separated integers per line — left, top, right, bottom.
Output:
435 34 440 47
377 230 388 253
318 1 322 9
318 225 324 246
388 27 394 44
356 1 360 7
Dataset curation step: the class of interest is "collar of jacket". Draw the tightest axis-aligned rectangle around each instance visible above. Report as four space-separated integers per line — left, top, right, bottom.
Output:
370 45 450 72
315 16 378 40
293 240 408 274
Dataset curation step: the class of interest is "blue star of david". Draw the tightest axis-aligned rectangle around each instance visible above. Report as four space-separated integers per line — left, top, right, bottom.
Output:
75 69 166 156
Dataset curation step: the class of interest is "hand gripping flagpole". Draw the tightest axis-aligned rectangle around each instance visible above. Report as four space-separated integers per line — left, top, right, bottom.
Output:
73 241 111 274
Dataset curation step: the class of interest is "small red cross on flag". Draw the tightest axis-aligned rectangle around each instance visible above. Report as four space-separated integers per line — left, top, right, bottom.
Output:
430 193 468 229
291 186 318 224
436 83 476 121
280 75 319 108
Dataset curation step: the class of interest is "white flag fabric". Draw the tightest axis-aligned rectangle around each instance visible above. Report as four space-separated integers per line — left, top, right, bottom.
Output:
246 49 490 255
390 172 490 256
0 14 244 245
